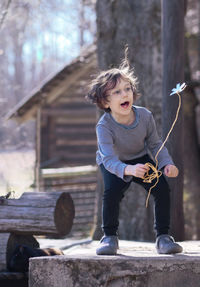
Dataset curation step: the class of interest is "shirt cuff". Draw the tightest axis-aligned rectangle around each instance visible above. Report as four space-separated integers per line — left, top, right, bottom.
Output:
158 159 174 170
121 164 132 182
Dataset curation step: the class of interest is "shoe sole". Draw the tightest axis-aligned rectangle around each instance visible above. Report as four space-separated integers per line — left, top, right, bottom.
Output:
96 247 117 256
156 245 183 254
96 252 117 255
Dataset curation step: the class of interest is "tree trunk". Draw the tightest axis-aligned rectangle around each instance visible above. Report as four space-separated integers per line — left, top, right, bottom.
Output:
162 0 185 240
94 0 162 241
12 31 24 102
0 192 75 236
183 37 200 240
0 233 39 271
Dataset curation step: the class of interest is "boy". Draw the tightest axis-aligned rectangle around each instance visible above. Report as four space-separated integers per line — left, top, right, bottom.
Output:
87 60 183 255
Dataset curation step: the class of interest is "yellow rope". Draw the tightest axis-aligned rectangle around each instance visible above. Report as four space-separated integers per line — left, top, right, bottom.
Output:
144 90 184 208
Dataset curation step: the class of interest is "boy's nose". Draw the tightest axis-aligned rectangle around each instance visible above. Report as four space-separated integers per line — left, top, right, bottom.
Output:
122 91 128 98
121 90 127 97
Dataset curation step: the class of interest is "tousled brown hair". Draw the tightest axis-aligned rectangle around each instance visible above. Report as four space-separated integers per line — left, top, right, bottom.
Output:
86 48 139 112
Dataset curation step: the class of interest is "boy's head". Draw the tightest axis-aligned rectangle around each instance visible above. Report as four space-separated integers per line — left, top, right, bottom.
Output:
86 60 139 112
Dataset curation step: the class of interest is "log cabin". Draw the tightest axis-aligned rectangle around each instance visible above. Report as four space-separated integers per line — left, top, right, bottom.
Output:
6 44 98 237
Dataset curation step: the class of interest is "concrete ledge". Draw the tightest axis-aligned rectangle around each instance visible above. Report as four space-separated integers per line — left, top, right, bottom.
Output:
29 241 200 287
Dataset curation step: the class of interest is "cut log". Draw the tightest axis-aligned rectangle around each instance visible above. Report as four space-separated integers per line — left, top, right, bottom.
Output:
0 233 39 271
0 192 75 236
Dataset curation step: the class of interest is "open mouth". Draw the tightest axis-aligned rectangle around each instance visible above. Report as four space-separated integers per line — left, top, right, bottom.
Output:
120 101 129 108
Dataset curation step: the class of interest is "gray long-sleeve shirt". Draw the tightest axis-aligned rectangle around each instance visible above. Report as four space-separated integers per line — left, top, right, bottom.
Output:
96 105 174 182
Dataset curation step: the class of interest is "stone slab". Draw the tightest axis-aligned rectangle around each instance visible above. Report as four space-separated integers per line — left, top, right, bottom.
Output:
29 240 200 287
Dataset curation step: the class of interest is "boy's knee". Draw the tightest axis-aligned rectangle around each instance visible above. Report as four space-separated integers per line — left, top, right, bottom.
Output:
151 176 170 198
103 188 124 202
157 175 170 189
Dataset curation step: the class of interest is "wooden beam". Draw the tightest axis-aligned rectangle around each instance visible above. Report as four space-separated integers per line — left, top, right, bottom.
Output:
42 107 96 116
56 139 97 146
41 165 97 179
35 108 41 192
55 117 96 124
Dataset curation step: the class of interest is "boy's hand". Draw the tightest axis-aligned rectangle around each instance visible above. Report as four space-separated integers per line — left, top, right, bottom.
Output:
124 164 149 178
164 164 179 177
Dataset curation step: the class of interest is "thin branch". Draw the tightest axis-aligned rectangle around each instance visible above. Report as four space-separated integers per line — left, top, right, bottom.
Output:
187 80 200 88
0 0 12 29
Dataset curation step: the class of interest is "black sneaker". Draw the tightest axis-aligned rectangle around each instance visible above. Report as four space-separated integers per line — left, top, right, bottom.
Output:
96 235 118 255
156 234 183 254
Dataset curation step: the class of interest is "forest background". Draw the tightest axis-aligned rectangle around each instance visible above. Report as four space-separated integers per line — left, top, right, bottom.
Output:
0 0 200 242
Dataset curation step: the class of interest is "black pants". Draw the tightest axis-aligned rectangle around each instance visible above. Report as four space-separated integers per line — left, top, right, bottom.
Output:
100 154 171 237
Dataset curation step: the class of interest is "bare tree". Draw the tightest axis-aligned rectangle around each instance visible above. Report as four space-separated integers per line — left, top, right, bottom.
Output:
162 0 185 240
0 0 12 29
93 0 163 241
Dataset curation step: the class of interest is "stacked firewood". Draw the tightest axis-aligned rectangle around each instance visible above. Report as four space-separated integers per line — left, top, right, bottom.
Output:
0 191 75 271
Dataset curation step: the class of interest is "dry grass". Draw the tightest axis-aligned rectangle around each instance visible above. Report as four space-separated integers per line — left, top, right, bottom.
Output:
0 149 35 198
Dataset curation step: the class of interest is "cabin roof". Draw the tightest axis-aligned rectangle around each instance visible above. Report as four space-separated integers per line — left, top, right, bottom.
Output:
5 44 97 123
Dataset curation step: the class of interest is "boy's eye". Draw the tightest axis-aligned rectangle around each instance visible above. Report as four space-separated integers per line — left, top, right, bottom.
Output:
114 90 120 94
125 87 131 91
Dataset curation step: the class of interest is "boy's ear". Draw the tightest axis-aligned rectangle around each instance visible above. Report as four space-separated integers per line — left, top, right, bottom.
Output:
104 102 110 109
103 98 110 109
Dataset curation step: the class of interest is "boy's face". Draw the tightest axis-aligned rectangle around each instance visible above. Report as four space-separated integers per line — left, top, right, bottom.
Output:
104 77 134 120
